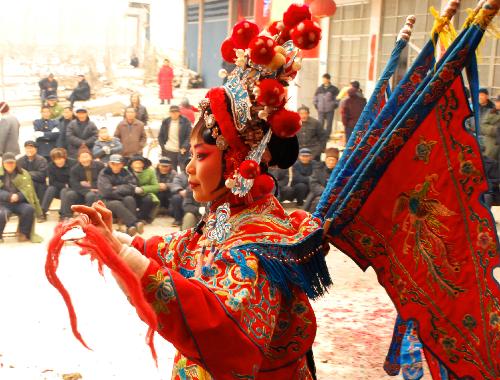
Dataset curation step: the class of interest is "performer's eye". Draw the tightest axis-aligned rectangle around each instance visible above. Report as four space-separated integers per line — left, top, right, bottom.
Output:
196 153 207 161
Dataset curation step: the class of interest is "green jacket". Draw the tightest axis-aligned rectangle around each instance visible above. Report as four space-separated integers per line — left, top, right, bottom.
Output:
480 110 500 160
0 167 43 242
133 167 160 203
49 104 64 120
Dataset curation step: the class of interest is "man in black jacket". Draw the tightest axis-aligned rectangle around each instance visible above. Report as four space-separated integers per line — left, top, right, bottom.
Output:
313 73 339 144
296 105 326 161
305 147 339 212
66 107 98 158
169 170 200 228
33 106 60 161
155 156 177 213
57 107 75 151
158 105 191 171
68 75 91 107
290 148 315 206
40 148 76 221
67 147 104 216
16 141 48 209
39 73 58 104
97 154 144 236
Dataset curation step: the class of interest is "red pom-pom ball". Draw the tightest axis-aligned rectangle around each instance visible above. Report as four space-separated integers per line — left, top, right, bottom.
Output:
283 4 312 28
239 160 261 179
269 108 301 138
276 27 292 45
257 79 286 107
231 20 260 49
221 38 237 63
290 20 322 50
249 36 277 65
268 21 283 36
251 174 275 197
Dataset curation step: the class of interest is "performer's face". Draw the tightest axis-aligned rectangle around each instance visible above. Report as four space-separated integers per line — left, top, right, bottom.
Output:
186 138 227 203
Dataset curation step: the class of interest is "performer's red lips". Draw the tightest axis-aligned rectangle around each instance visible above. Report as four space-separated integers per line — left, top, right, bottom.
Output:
189 181 200 189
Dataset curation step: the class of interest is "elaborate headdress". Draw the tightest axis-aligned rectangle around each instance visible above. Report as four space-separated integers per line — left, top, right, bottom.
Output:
199 4 322 198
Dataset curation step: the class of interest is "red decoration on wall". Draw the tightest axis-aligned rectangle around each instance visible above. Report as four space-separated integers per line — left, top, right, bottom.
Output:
309 0 337 18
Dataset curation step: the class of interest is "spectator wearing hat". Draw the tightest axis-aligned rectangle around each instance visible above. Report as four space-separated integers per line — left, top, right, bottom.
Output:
313 73 339 144
66 107 98 159
479 88 495 122
68 75 91 107
290 148 315 206
56 107 75 151
0 102 20 156
128 93 149 125
129 155 160 223
40 148 76 221
169 170 201 228
93 127 123 164
67 146 104 214
0 152 43 243
39 74 58 104
340 87 367 144
296 105 326 161
179 98 198 125
33 106 60 162
97 154 144 236
158 105 191 171
45 95 64 120
479 94 500 162
155 156 177 213
17 141 48 208
305 147 339 213
114 107 147 159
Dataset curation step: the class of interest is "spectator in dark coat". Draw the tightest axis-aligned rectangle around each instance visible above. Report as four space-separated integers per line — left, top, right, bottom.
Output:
114 107 147 158
39 74 58 103
66 107 98 158
479 96 500 161
97 154 143 236
340 87 367 144
290 148 314 206
158 105 191 170
40 148 76 221
155 156 177 212
313 73 339 144
128 93 149 125
268 166 290 201
33 106 60 161
68 75 91 107
93 127 123 163
169 171 201 228
483 155 500 209
0 102 20 155
296 105 326 161
16 141 48 208
57 107 75 151
305 147 339 213
0 153 37 242
479 88 495 122
67 147 104 213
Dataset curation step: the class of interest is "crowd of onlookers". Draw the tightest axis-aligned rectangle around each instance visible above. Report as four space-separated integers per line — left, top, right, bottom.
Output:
1 70 497 243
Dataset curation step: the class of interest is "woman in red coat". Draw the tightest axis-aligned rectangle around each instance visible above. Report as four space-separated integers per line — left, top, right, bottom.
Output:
158 59 174 105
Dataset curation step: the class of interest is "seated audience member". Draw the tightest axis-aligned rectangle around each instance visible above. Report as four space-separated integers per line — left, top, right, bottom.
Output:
483 154 500 208
0 152 43 243
66 107 98 159
67 147 104 211
305 147 339 212
57 107 75 151
39 73 58 104
128 155 160 224
479 94 500 161
93 127 123 164
268 166 292 202
290 148 314 206
97 154 144 236
114 107 147 159
68 75 91 107
0 102 21 156
169 169 201 228
46 95 64 120
17 141 48 205
33 106 60 162
40 148 76 221
128 93 149 125
155 156 177 213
